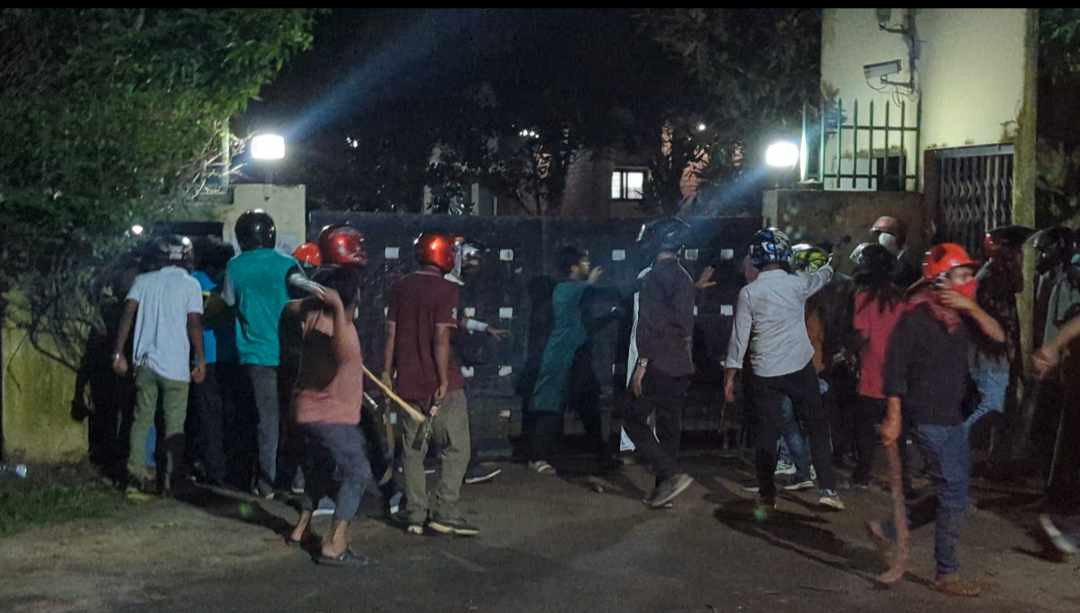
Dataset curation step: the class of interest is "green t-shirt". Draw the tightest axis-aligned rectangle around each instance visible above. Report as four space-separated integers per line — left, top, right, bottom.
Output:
223 248 299 366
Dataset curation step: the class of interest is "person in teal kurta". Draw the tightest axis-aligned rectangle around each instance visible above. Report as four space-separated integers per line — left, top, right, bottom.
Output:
525 247 604 474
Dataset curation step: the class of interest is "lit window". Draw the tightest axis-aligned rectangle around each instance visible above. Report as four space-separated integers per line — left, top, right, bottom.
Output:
611 169 646 200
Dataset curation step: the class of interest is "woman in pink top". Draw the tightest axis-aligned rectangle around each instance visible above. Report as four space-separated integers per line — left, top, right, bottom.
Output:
851 244 906 488
284 267 372 567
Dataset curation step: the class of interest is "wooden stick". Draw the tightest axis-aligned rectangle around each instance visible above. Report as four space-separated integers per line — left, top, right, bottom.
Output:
362 365 427 423
877 440 909 584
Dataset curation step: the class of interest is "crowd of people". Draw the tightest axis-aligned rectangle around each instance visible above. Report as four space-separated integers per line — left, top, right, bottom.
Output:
107 208 1080 584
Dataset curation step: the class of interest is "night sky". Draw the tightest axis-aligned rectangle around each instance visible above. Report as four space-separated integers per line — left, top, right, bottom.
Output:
235 9 681 199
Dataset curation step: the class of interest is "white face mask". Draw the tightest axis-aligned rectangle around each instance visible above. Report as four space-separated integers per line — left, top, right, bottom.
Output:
878 232 900 255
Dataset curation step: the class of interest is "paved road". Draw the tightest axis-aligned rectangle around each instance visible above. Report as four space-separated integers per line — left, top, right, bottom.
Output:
110 455 1079 613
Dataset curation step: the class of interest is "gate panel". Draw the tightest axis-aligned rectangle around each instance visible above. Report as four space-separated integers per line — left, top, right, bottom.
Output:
934 145 1014 255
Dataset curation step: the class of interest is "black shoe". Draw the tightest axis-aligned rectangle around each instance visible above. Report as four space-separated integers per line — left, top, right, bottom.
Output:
648 473 694 508
427 515 480 537
464 463 502 485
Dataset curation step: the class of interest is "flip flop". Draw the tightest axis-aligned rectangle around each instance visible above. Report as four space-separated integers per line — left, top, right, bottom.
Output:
932 577 981 597
315 548 372 568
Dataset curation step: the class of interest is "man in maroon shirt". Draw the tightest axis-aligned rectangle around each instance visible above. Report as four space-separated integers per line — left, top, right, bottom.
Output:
383 232 478 537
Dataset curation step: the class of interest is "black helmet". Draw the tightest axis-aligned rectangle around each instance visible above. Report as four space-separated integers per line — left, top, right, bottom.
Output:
853 243 895 285
1032 226 1074 275
637 217 693 260
149 234 194 269
235 209 276 252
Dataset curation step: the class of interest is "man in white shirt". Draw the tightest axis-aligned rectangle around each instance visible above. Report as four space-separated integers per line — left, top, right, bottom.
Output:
112 235 205 498
723 228 844 511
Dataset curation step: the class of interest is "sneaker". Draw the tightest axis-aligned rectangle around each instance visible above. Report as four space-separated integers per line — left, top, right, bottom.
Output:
427 515 480 537
780 475 815 491
641 499 674 509
852 479 872 491
406 523 425 536
818 489 846 510
740 481 762 493
1040 513 1080 555
528 460 556 475
312 496 336 517
648 473 694 508
255 481 275 500
464 463 502 485
290 473 305 495
124 476 158 502
809 465 817 481
774 460 797 476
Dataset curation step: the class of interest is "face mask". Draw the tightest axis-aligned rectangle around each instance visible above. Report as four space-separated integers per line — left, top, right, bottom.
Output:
952 278 978 300
878 232 899 255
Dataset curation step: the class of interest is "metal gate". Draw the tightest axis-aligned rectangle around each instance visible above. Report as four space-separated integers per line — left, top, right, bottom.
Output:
934 144 1014 255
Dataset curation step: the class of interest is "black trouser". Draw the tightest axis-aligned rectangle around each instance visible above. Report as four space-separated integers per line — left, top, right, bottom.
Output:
624 368 690 484
524 345 607 462
853 395 887 483
191 363 225 484
828 368 858 459
750 361 837 498
525 413 564 462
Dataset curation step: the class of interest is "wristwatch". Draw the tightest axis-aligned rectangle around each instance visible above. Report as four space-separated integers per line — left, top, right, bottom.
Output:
637 358 649 368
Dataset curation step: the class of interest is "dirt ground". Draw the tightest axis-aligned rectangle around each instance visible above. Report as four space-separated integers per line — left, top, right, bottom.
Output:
2 453 1079 613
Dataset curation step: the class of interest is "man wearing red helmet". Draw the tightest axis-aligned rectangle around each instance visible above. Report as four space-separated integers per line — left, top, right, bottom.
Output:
867 243 1004 596
383 232 477 537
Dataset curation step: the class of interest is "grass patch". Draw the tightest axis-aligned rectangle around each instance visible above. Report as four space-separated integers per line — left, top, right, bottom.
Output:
0 479 127 538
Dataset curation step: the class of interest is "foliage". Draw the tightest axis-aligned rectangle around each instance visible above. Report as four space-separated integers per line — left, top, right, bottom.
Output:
0 8 318 369
0 480 126 539
635 8 822 215
1041 9 1080 85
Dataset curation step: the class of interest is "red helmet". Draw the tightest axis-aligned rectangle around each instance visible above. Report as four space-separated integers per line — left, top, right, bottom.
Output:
318 224 367 267
922 243 978 280
293 242 322 268
415 232 455 273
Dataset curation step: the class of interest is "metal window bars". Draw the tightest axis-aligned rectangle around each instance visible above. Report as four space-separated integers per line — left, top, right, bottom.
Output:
801 97 921 191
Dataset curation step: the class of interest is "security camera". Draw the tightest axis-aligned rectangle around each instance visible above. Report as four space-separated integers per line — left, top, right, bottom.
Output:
864 59 902 80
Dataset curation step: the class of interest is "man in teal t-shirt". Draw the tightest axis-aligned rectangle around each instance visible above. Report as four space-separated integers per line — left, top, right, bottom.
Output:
222 210 301 498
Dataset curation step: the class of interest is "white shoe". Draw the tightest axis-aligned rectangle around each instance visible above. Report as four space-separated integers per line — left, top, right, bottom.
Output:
528 460 556 475
312 496 336 517
774 460 797 476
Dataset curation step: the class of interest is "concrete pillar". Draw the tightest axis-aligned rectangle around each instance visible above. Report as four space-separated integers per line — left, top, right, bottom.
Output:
1014 9 1039 373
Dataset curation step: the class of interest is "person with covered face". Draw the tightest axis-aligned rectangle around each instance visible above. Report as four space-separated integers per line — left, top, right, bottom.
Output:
870 216 920 289
112 235 205 498
867 243 1004 597
222 209 306 499
964 225 1033 432
724 228 844 512
445 237 510 486
283 266 373 567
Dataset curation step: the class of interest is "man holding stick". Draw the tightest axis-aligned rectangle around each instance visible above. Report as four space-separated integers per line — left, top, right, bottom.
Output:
382 232 478 537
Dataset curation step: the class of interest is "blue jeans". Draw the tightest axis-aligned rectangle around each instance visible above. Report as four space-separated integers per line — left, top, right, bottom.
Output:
299 423 373 522
882 424 970 577
778 396 812 480
964 353 1009 429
